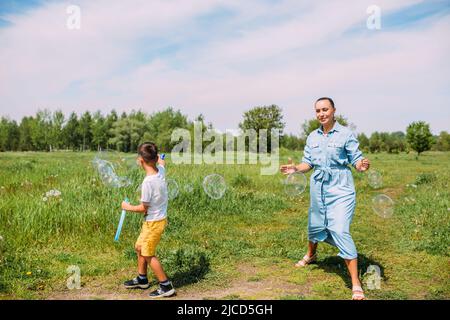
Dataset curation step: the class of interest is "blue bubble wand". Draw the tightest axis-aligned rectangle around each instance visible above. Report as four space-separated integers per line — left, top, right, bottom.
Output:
114 197 129 242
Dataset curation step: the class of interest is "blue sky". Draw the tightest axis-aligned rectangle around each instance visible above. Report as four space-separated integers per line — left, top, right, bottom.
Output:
0 0 45 26
0 0 449 135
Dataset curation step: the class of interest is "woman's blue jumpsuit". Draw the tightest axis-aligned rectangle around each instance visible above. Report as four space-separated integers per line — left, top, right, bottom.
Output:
301 121 363 260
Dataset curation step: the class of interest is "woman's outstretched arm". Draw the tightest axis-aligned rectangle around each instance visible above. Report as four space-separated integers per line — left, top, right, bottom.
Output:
280 161 312 174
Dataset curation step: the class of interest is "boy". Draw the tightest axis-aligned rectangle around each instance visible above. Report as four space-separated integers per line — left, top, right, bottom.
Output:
121 142 175 298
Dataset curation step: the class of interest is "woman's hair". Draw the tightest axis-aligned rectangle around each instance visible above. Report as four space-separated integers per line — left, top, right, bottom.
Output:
315 97 335 109
137 142 158 163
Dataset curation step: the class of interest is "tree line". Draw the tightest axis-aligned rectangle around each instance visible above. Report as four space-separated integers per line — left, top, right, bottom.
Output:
0 105 449 155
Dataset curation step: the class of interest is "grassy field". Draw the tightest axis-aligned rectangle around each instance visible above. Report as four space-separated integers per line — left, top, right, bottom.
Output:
0 150 449 300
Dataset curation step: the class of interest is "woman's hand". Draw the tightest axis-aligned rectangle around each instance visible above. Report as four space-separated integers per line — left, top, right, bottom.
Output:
280 157 297 175
356 158 370 172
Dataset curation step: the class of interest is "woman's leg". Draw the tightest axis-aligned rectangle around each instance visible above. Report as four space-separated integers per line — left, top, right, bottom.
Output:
295 241 318 267
344 258 365 300
307 241 318 257
344 258 362 286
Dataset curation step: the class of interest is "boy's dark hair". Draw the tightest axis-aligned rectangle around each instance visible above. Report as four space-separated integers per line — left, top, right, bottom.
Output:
138 142 158 163
315 97 335 109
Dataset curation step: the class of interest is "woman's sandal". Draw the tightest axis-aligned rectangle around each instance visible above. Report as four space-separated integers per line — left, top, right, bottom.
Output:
294 254 317 267
351 285 366 300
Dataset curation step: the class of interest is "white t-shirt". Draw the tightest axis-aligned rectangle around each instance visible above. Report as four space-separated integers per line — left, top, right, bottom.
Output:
140 165 168 221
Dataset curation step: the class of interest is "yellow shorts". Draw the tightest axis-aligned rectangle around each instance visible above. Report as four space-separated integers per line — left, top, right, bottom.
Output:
135 218 167 257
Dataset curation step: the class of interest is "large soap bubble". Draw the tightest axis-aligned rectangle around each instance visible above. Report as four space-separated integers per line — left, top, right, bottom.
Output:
121 155 140 171
166 178 179 200
372 194 394 218
284 171 307 197
203 174 227 199
92 155 131 188
184 182 194 194
368 170 383 189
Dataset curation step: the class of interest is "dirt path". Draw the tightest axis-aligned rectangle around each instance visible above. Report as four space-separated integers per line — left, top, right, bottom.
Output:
47 262 311 300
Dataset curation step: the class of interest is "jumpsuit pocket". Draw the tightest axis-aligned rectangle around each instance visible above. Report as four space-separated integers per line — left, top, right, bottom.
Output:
327 142 344 157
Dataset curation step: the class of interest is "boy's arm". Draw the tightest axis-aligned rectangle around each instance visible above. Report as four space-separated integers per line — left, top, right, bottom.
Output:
157 153 166 167
121 201 148 213
122 179 152 213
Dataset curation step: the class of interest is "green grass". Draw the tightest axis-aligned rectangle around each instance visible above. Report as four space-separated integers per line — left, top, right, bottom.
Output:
0 151 449 299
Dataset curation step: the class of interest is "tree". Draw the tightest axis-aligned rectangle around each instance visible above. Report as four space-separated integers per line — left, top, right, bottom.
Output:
30 110 52 151
281 133 304 150
239 105 285 152
379 132 390 152
18 116 34 151
91 111 107 151
145 107 190 152
78 111 93 151
357 133 370 153
369 132 382 153
0 117 18 151
432 131 450 151
388 131 406 154
108 117 147 152
63 112 81 151
406 121 434 156
49 110 65 151
104 110 118 150
8 120 20 151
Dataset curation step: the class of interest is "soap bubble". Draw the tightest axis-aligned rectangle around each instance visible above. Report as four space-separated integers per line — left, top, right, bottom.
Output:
134 183 142 202
184 182 194 193
167 178 179 200
95 150 123 168
92 158 130 188
372 194 394 218
121 155 140 170
284 172 307 197
368 170 383 189
93 159 118 187
116 176 132 188
92 151 133 188
203 174 227 199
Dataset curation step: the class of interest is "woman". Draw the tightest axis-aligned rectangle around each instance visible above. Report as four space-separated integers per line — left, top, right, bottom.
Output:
281 97 370 300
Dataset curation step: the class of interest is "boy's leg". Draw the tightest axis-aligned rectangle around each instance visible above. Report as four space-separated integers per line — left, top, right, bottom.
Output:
146 255 175 298
137 248 148 276
145 256 167 282
123 246 150 289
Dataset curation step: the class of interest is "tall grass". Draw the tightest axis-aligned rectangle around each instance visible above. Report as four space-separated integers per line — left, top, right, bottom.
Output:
0 151 449 299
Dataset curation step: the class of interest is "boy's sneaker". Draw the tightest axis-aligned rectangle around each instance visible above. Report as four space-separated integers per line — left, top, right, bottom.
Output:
149 281 176 298
124 276 150 289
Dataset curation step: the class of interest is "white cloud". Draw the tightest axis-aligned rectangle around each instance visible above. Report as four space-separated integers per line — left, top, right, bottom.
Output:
0 0 448 136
